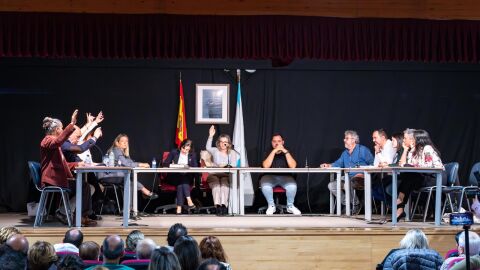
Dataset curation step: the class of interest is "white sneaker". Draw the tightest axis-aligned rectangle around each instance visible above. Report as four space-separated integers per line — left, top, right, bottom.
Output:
287 205 301 215
266 205 276 215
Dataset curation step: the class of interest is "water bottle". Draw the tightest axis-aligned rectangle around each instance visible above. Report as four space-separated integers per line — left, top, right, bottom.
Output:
85 154 92 165
152 158 157 168
103 154 109 166
108 151 115 167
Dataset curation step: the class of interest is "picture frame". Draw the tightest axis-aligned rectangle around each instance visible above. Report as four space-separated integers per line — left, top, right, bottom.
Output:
195 84 230 124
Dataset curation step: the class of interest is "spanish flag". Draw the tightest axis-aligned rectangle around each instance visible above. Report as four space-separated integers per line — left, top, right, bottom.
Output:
175 79 187 147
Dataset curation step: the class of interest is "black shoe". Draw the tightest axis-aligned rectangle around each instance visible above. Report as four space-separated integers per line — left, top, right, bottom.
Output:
88 214 102 221
215 205 222 216
142 192 159 200
55 211 69 225
221 205 228 216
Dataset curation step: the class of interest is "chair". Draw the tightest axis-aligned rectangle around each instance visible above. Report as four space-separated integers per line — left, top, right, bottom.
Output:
196 161 218 215
28 161 73 227
120 250 137 262
99 181 122 215
457 162 480 211
258 186 287 214
411 162 460 222
154 152 186 214
121 259 150 270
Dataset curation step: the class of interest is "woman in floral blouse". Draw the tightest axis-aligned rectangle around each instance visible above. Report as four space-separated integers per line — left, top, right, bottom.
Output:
395 129 446 220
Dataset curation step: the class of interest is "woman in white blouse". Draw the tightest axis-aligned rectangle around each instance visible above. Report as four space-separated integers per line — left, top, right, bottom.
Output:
205 125 238 216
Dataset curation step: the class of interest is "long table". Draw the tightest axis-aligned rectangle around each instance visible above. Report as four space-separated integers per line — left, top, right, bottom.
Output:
132 167 238 215
75 166 132 228
344 166 444 226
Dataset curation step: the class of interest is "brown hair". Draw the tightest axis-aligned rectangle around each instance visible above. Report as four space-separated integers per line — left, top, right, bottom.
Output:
79 241 100 261
0 226 20 245
199 236 228 263
28 241 57 270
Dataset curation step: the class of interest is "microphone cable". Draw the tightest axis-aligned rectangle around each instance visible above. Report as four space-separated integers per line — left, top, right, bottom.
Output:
141 167 159 215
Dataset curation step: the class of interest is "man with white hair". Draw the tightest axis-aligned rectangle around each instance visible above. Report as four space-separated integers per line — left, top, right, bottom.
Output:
136 238 156 260
441 231 480 270
321 130 374 215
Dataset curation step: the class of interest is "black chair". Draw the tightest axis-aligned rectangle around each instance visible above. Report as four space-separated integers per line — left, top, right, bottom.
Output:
28 161 73 227
458 162 480 211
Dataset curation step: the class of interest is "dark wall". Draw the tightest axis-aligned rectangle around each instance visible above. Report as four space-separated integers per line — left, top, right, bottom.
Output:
1 58 479 213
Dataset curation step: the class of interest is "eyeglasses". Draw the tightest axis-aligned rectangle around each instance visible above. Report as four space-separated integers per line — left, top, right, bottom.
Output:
219 140 229 144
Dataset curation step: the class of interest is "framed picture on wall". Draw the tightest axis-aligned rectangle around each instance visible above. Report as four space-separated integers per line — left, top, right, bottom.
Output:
195 84 230 124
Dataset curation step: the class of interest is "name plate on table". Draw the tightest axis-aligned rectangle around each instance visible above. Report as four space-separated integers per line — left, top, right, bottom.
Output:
169 164 189 169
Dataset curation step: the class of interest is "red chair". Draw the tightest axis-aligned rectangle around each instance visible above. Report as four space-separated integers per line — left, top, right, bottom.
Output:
121 259 150 270
257 186 287 214
154 152 180 214
196 162 217 214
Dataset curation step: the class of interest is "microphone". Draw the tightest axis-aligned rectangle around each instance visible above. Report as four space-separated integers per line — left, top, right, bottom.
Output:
305 156 308 168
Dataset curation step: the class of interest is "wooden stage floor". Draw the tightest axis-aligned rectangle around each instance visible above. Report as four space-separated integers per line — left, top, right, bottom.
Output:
1 213 472 270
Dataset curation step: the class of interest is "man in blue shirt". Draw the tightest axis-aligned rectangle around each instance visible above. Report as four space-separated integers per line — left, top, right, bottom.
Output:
321 130 374 214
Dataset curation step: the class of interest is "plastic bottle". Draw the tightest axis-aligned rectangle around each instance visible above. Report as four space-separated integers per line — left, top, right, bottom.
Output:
108 151 115 167
152 158 157 168
85 154 92 165
103 154 109 166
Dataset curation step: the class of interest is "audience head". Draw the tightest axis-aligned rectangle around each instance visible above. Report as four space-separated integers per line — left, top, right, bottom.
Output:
136 238 156 259
197 259 227 270
372 129 388 147
455 231 463 245
270 133 285 149
167 223 188 247
174 236 201 270
6 233 29 254
42 117 63 136
28 241 58 270
112 134 130 157
399 229 429 249
79 241 100 261
126 229 145 252
199 236 228 262
403 128 415 148
412 129 440 157
0 243 27 270
149 246 181 270
179 139 194 154
102 235 125 263
63 228 84 248
391 132 404 151
216 134 232 152
344 130 359 150
458 231 480 256
0 226 20 245
56 254 85 270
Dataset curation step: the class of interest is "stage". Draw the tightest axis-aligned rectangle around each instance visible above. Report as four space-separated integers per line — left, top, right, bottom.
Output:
2 213 469 269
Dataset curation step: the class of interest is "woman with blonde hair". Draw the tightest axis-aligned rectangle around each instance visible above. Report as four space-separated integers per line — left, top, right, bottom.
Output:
99 134 157 200
27 241 58 270
205 126 239 216
199 236 232 270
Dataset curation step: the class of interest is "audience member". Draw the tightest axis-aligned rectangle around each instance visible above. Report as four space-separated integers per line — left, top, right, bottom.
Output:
0 226 20 245
199 236 232 270
28 241 58 270
86 235 133 270
55 228 83 253
126 230 145 253
57 254 85 270
441 231 480 270
197 259 228 270
148 246 181 270
136 238 156 260
174 236 201 270
80 241 101 261
166 223 188 251
0 234 28 270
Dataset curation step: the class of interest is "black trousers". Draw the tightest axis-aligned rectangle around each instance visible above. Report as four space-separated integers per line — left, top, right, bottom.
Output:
166 174 195 206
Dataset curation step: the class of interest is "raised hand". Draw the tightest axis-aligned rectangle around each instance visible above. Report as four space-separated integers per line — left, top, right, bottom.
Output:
71 109 78 125
86 113 95 124
209 125 216 137
94 127 103 138
95 111 104 124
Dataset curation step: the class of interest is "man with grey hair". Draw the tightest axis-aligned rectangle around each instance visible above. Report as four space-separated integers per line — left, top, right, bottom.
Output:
136 238 156 259
441 231 480 270
321 130 374 215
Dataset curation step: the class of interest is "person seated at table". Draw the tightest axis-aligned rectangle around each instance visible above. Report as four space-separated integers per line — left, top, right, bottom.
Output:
395 129 445 221
372 129 395 167
260 133 301 215
98 134 158 200
163 139 199 215
321 130 374 215
61 113 104 220
40 109 96 226
205 125 239 216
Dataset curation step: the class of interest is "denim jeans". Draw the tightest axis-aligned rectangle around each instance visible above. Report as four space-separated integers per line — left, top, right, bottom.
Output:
260 175 297 207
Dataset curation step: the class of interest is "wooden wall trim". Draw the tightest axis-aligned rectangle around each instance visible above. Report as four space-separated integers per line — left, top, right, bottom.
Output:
1 0 480 20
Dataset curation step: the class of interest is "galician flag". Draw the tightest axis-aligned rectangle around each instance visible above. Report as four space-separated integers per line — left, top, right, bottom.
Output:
233 70 254 206
175 79 187 147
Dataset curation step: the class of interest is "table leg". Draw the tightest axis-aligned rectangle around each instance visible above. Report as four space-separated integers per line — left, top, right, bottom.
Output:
123 171 131 228
391 171 398 225
238 171 244 215
75 173 83 227
364 172 372 221
329 173 334 215
336 172 342 216
435 172 442 226
133 171 138 215
345 173 350 216
229 171 238 215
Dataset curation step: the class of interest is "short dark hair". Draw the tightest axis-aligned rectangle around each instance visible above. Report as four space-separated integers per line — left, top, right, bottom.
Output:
197 259 227 270
374 129 388 138
79 241 100 261
63 229 83 248
173 236 201 270
0 244 27 270
179 139 194 153
149 247 181 270
57 254 85 270
271 133 284 140
167 223 188 247
102 236 124 260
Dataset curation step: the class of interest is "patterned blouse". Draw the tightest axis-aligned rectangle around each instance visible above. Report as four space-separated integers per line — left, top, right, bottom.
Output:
407 145 444 169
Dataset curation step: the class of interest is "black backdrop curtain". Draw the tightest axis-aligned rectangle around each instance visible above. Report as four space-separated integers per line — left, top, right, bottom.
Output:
1 12 480 64
0 58 479 212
